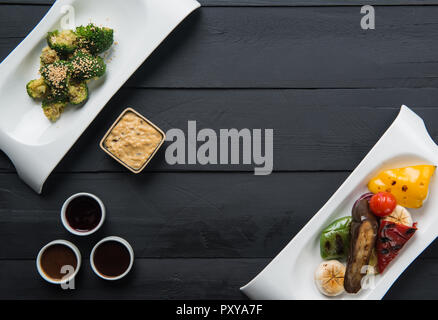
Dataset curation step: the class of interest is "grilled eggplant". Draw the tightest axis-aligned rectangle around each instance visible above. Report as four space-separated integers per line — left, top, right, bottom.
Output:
344 198 378 293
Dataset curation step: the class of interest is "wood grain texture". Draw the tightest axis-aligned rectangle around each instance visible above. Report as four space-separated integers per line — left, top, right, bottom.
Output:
2 6 438 88
0 171 348 259
2 88 438 173
0 258 257 300
1 1 438 301
1 172 437 260
2 0 438 7
0 257 437 299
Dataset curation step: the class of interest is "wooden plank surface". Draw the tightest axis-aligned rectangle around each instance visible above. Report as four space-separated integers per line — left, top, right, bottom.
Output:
1 171 437 260
2 88 438 173
0 171 347 259
2 6 438 89
0 256 437 300
0 1 437 301
2 0 438 7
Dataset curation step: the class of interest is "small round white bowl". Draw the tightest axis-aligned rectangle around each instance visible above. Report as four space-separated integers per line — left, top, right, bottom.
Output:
36 240 82 285
90 236 134 281
61 193 106 236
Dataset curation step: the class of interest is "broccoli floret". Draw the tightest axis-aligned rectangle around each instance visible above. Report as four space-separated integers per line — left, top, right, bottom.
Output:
68 81 89 105
26 78 49 99
47 30 78 55
42 99 67 122
75 23 114 54
70 51 106 80
40 46 60 65
40 61 71 99
29 24 114 122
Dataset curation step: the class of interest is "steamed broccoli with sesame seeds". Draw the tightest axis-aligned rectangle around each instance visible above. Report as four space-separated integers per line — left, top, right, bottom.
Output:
47 30 78 55
70 50 106 80
27 23 114 122
40 46 60 65
26 78 49 99
40 60 71 99
75 23 114 54
68 81 89 105
42 98 67 122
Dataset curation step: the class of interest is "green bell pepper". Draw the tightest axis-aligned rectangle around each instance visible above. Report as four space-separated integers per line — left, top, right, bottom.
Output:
320 216 352 260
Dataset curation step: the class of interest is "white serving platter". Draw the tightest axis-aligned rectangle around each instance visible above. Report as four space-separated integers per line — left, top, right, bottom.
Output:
241 105 438 300
0 0 200 193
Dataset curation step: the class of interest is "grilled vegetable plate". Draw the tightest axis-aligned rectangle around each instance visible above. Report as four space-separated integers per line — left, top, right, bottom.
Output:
241 106 438 300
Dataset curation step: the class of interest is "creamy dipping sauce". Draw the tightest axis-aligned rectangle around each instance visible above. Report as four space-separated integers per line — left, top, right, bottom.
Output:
103 111 163 171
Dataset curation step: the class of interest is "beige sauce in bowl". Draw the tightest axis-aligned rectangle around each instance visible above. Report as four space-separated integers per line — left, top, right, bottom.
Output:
103 111 164 170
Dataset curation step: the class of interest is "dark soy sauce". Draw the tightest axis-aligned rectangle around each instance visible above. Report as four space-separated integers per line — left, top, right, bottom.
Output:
93 241 131 277
66 196 102 232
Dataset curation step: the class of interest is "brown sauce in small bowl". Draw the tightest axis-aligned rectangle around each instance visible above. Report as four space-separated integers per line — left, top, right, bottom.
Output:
93 241 131 278
40 244 77 281
65 195 102 232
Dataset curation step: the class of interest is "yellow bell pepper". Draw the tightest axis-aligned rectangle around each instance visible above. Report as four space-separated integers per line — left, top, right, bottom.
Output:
368 165 436 208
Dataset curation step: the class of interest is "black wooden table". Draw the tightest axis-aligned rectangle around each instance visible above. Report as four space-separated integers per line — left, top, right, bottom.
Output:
1 0 438 300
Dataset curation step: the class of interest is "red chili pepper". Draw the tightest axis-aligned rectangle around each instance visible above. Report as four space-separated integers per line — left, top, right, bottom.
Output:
376 221 417 273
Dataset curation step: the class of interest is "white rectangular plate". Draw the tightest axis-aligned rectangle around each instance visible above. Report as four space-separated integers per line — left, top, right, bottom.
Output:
0 0 200 193
241 106 438 300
